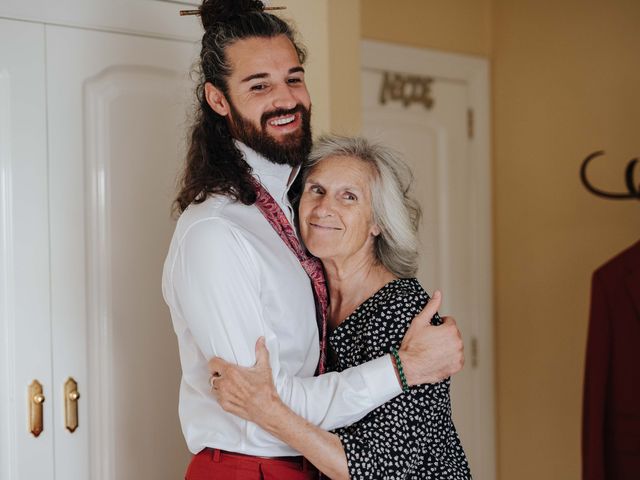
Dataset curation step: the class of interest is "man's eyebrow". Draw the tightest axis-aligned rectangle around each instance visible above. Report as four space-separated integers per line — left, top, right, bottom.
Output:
241 72 269 83
240 67 304 84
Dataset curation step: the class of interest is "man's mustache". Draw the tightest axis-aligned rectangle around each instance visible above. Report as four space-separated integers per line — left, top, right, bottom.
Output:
260 105 308 129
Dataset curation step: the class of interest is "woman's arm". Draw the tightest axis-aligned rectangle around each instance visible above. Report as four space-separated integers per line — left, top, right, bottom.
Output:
211 337 349 479
259 399 349 480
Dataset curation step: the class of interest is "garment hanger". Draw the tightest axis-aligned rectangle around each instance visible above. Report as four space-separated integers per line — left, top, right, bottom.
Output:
580 150 640 200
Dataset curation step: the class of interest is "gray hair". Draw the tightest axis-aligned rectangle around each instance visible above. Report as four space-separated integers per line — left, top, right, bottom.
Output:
303 135 421 278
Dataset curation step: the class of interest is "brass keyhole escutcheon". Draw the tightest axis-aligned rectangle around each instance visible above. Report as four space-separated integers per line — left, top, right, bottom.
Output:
29 380 45 437
64 378 80 433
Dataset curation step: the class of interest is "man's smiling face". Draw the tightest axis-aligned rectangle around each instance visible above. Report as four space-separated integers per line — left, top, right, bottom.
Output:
205 34 312 166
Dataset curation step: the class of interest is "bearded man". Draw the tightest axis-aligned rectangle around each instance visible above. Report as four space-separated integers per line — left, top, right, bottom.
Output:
162 1 464 478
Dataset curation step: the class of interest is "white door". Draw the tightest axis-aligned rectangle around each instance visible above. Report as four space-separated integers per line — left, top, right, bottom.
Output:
362 40 495 479
45 26 197 480
0 18 54 480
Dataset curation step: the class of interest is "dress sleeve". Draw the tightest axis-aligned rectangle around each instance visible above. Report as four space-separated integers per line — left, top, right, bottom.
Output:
167 217 401 432
333 386 446 479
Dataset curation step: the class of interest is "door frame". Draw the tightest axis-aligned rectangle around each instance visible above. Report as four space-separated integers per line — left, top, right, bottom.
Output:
361 40 495 479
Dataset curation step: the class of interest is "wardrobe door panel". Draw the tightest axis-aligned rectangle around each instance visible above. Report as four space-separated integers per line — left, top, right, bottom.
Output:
46 25 197 480
0 18 54 480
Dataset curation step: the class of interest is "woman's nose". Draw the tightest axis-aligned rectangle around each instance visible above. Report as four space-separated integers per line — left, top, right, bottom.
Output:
313 195 334 216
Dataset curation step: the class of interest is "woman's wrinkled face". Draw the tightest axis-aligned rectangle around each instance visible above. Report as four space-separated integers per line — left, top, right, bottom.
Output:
299 155 380 263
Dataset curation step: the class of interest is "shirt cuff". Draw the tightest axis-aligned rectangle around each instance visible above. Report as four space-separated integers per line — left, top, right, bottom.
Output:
359 354 402 405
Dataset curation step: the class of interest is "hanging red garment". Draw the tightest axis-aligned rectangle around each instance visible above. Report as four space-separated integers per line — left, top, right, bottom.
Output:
582 240 640 480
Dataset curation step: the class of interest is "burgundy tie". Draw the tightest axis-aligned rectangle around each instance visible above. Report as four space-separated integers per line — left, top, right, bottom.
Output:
251 179 329 374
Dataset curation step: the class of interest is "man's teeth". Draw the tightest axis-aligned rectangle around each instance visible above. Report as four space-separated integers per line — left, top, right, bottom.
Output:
269 115 295 126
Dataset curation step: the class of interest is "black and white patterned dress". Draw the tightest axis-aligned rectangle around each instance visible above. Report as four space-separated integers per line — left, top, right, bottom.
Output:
330 278 471 480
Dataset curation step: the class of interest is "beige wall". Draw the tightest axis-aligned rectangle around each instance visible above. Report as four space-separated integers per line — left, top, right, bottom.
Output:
278 0 361 136
328 0 362 134
493 1 640 478
364 0 640 479
362 0 492 57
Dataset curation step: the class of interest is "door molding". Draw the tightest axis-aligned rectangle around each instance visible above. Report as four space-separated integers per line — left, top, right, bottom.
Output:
362 40 495 479
0 0 201 42
0 68 17 480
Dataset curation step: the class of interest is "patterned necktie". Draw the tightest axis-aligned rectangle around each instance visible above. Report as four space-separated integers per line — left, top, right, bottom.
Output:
251 179 328 374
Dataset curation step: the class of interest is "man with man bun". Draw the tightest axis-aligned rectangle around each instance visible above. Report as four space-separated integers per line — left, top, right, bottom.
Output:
162 1 464 478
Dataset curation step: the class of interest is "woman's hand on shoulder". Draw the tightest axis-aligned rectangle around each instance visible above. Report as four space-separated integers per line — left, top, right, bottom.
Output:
398 290 465 385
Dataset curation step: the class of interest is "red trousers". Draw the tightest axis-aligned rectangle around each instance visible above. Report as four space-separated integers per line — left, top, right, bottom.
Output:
185 448 319 480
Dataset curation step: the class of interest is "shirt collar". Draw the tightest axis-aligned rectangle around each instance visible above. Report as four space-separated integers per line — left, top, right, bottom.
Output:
234 140 300 199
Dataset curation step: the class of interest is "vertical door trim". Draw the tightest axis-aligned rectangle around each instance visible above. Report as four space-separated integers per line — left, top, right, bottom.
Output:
85 68 117 480
0 66 17 480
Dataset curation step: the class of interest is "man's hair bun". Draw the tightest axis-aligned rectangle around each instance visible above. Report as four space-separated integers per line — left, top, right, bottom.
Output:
200 0 266 29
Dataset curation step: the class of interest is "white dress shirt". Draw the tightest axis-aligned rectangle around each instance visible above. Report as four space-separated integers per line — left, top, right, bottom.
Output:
162 142 401 456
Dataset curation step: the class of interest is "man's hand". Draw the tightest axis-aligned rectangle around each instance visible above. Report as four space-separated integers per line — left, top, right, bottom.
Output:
208 337 283 425
398 291 465 385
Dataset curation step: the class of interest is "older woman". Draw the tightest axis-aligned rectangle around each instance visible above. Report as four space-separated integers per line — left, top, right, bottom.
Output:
210 135 471 479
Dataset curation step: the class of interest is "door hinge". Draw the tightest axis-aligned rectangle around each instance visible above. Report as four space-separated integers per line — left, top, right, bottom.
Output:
471 336 478 368
467 108 474 139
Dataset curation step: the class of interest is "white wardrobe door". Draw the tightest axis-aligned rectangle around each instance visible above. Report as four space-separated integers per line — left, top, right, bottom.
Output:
0 19 54 480
46 25 197 480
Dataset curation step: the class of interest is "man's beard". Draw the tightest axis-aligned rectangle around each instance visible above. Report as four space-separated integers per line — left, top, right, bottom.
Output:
227 100 312 168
